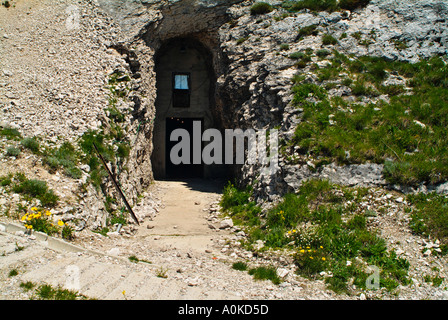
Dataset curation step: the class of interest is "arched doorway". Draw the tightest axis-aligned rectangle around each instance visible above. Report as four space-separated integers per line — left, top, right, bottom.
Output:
152 37 225 179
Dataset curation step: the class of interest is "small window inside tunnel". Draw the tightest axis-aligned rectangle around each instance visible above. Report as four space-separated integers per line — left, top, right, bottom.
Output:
151 37 231 180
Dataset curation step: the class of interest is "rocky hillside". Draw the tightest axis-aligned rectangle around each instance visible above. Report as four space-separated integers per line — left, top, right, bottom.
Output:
1 0 448 299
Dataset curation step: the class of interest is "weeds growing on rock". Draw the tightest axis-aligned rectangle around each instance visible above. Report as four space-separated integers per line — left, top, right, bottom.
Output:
286 53 448 187
20 137 40 154
20 207 64 236
11 173 59 207
250 2 274 15
221 179 411 294
0 127 22 140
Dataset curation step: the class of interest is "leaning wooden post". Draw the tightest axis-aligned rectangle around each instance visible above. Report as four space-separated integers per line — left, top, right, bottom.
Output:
92 142 140 226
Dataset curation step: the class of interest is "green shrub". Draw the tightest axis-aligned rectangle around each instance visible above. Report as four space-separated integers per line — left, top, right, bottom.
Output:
290 0 338 12
12 174 59 208
250 2 274 15
339 0 370 10
322 34 338 45
279 43 290 51
232 261 248 271
43 142 82 179
316 49 330 58
0 127 22 140
297 24 319 40
20 137 40 153
223 179 411 293
248 266 281 284
407 193 448 245
6 146 20 157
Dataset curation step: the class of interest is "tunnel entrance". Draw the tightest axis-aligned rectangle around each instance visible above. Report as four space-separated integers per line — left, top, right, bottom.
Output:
165 117 204 179
152 37 228 180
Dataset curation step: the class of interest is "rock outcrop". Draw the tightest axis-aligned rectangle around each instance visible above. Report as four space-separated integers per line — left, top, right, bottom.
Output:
1 0 447 228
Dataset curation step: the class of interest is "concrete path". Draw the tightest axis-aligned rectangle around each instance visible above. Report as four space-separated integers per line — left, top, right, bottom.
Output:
0 179 242 300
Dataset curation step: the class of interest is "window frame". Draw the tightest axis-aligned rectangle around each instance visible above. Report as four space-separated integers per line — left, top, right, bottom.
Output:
172 72 191 108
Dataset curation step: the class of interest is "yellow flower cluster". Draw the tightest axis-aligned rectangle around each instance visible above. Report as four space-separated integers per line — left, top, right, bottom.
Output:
298 246 326 261
20 208 64 230
277 210 286 221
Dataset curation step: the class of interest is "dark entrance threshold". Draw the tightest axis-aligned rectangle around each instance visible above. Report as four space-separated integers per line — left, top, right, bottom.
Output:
165 117 204 178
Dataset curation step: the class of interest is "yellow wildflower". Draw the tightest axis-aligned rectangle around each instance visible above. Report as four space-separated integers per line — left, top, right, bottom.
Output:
299 249 305 253
309 256 314 259
21 214 27 221
58 220 64 227
31 207 37 211
322 257 326 261
45 210 51 216
25 225 33 229
320 246 324 249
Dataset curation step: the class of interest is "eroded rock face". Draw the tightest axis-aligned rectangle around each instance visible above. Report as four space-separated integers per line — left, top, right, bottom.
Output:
1 0 447 229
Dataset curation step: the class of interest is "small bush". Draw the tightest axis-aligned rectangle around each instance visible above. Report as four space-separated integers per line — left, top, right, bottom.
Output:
248 266 281 284
6 146 20 157
339 0 370 11
250 2 274 15
20 137 40 153
35 284 83 300
43 142 82 179
62 224 74 241
279 43 290 51
407 193 448 245
12 174 59 208
316 49 330 58
0 127 22 140
322 34 338 46
297 24 319 40
232 261 248 271
290 0 338 12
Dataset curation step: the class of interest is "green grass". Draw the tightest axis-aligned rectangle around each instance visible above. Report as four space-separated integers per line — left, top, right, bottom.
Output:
35 284 87 300
6 146 20 157
0 127 22 140
221 179 411 294
250 2 274 15
43 142 82 179
20 281 35 291
297 24 319 40
20 137 40 154
285 54 448 187
248 266 281 285
407 192 448 250
283 0 370 12
78 130 112 189
8 269 18 277
220 182 262 226
322 34 338 46
10 173 59 208
232 261 248 271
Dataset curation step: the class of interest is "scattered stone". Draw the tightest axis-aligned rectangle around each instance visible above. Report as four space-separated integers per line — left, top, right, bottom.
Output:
219 219 233 229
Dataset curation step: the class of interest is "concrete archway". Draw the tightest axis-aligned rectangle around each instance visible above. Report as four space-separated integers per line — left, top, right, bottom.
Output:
151 37 228 179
